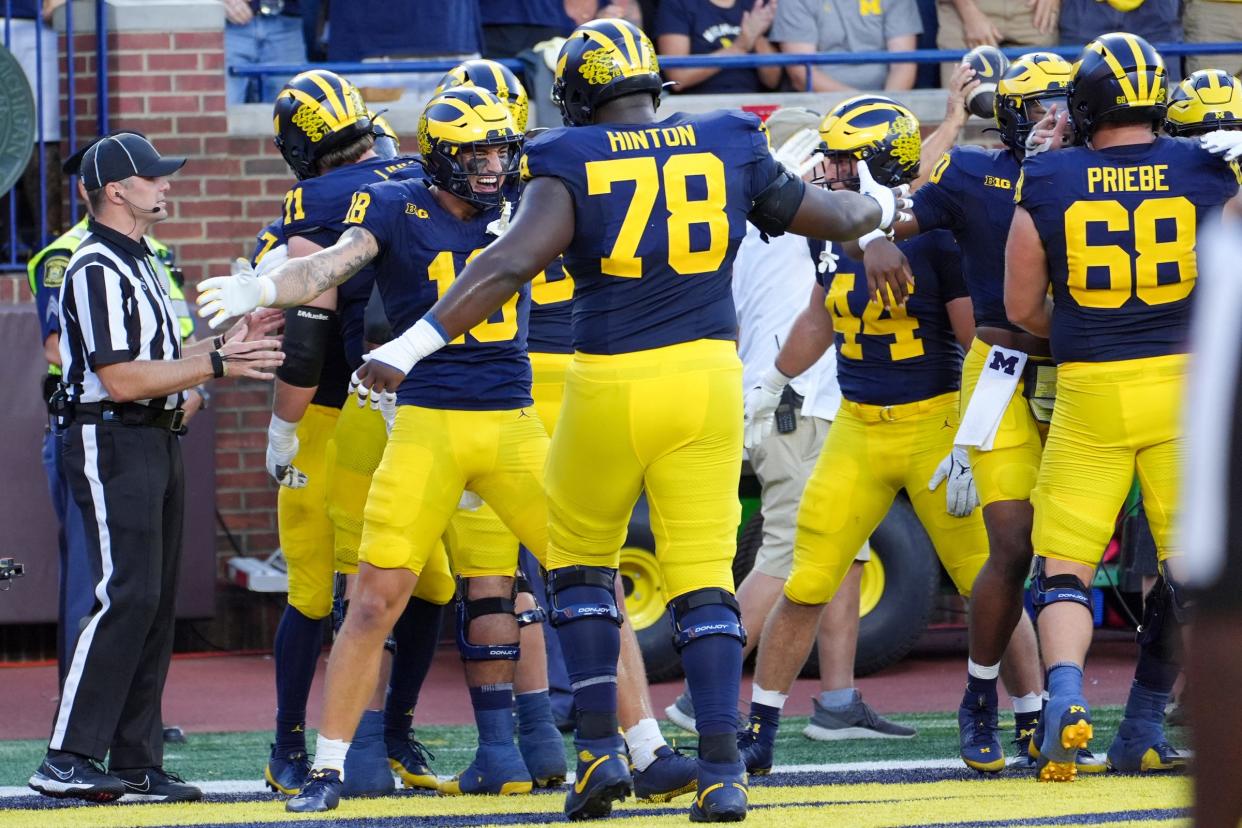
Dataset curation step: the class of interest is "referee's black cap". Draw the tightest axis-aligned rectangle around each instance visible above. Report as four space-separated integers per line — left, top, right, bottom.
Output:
71 132 186 190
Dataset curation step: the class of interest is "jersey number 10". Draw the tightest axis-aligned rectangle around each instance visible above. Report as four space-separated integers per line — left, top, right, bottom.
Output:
586 153 729 278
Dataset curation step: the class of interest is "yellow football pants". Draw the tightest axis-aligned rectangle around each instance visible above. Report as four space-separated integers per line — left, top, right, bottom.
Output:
545 339 743 601
359 405 550 578
278 404 339 619
786 393 990 606
324 399 455 604
530 351 572 437
960 337 1049 506
1033 354 1185 567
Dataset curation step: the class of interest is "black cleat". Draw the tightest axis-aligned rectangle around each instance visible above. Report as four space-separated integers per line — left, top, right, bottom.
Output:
112 767 203 802
28 750 127 802
286 768 342 813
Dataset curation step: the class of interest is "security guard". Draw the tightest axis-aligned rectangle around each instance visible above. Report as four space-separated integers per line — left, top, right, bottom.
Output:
27 132 284 804
27 139 200 685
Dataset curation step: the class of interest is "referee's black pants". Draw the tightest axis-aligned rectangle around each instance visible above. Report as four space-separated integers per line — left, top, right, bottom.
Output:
48 420 184 770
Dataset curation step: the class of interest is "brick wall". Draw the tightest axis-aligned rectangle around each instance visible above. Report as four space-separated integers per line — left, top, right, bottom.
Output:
0 5 298 575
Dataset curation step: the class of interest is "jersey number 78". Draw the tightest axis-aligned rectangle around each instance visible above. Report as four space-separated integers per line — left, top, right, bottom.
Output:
586 153 729 278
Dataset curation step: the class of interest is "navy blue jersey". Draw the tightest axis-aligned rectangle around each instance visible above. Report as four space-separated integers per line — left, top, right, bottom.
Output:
812 230 967 406
346 177 532 410
1017 137 1238 363
281 155 421 369
912 145 1021 331
250 218 284 266
528 257 573 354
521 109 782 355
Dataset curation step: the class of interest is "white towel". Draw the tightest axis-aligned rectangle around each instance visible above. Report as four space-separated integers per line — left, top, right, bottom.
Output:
956 344 1028 451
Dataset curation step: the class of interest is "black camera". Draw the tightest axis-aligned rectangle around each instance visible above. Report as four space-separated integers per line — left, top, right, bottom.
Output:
0 557 25 589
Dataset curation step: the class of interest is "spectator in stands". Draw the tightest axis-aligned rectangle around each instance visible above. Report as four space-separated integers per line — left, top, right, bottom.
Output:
480 1 569 59
656 0 781 94
1057 0 1180 69
936 0 1056 85
223 0 307 104
564 0 645 27
327 1 483 103
1185 0 1242 75
770 0 922 92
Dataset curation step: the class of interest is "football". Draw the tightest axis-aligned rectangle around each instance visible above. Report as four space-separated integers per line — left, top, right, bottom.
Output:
963 45 1010 119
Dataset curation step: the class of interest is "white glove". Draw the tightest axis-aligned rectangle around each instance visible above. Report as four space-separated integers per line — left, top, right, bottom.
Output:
1201 129 1242 162
266 414 306 489
254 244 288 278
743 365 791 451
457 490 483 511
197 258 277 330
928 446 979 518
857 160 911 230
773 128 826 178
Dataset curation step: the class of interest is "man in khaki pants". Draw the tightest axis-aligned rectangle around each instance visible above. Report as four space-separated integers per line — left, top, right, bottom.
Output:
936 0 1057 85
1186 0 1242 74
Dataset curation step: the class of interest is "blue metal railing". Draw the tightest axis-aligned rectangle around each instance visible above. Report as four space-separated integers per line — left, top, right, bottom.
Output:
231 41 1242 90
0 0 101 273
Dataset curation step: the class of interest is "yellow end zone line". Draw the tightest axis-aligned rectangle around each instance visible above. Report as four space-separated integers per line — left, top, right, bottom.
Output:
0 777 1190 828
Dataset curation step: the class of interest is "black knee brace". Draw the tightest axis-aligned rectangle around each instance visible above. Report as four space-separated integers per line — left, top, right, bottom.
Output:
546 566 621 627
455 578 520 661
513 568 548 628
1138 570 1191 662
1030 557 1093 618
668 587 747 651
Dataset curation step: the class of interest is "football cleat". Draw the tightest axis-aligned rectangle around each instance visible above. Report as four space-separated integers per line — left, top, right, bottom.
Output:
439 742 533 796
1028 709 1106 773
1036 695 1093 782
387 731 439 790
518 719 568 788
688 759 748 823
633 744 698 803
737 714 776 776
112 767 202 802
28 751 126 802
265 744 311 795
665 691 698 735
958 688 1005 773
564 737 632 821
285 768 342 812
342 711 396 797
1107 727 1191 773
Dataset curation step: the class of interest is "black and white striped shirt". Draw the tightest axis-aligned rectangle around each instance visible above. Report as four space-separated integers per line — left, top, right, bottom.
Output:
57 219 184 410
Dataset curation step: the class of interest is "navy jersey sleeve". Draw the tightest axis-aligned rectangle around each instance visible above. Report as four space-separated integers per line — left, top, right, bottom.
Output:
726 110 784 204
343 180 403 256
912 151 963 232
34 249 71 340
1013 153 1055 213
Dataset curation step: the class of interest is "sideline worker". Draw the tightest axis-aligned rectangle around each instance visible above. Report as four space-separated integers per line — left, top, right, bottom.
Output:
27 132 284 804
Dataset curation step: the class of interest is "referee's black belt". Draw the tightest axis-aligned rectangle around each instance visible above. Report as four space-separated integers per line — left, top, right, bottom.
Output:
68 401 186 433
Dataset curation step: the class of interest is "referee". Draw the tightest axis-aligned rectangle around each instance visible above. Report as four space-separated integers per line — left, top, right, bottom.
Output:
27 132 284 804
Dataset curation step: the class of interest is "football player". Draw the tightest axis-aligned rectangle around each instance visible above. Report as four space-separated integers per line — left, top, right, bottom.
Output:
203 86 553 813
740 96 1001 776
856 52 1077 773
335 19 901 822
1165 69 1242 138
258 70 451 798
428 58 700 802
1005 32 1238 781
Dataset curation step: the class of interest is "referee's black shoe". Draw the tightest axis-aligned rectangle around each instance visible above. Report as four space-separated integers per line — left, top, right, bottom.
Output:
286 768 342 812
111 767 203 802
29 750 127 802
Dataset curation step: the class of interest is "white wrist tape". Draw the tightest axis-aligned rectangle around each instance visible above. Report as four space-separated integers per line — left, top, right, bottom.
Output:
857 227 889 251
374 317 450 375
760 365 792 395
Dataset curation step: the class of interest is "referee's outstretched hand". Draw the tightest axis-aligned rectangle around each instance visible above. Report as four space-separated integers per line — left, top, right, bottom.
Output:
216 322 284 380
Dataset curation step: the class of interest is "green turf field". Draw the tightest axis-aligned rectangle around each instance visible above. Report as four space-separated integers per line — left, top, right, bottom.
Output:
0 707 1190 828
